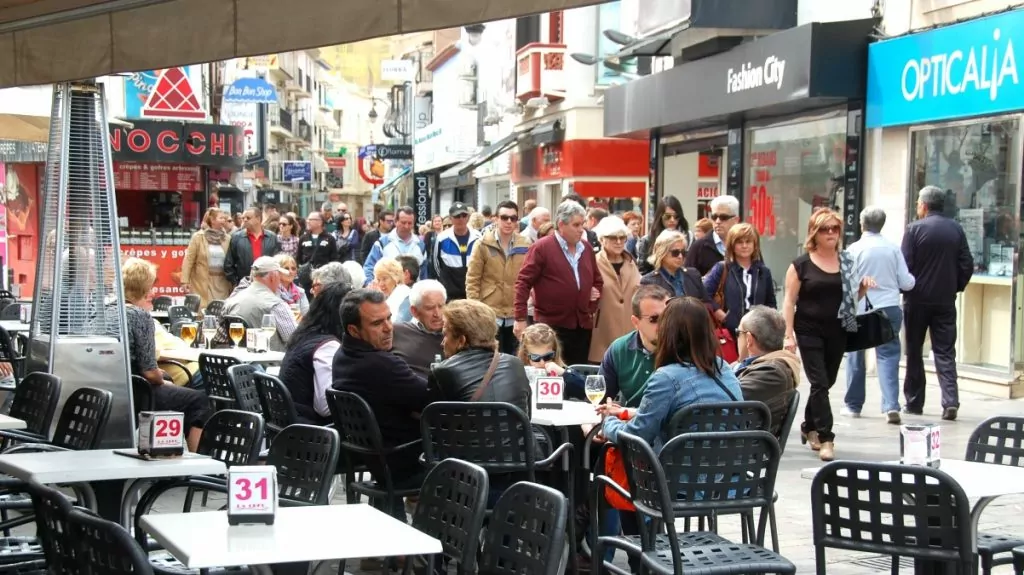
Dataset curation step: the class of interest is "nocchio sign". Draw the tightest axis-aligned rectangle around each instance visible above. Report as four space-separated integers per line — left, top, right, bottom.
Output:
414 175 430 226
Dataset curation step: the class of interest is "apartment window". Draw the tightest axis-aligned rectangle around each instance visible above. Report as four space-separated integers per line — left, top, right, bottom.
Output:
549 11 563 44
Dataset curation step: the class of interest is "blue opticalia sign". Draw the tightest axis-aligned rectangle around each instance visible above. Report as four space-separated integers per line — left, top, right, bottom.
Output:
281 161 312 183
866 9 1024 128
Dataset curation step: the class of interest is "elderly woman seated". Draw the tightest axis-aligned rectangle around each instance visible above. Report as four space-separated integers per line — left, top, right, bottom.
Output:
427 299 531 413
115 258 212 452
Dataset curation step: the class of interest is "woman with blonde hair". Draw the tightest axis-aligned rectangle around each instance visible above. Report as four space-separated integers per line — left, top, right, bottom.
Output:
181 207 231 306
783 208 874 462
639 230 714 308
702 223 777 355
275 254 309 314
589 216 641 363
468 211 486 231
372 257 410 320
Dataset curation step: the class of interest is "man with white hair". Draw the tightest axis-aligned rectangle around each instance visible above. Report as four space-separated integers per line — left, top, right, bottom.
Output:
521 206 551 242
223 256 297 351
843 206 915 424
514 200 603 365
686 194 740 275
310 262 351 298
391 279 447 377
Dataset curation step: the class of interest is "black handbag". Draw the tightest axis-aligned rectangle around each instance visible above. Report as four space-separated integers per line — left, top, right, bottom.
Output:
845 296 896 352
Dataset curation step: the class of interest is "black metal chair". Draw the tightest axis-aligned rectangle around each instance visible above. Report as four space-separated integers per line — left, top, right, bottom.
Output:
6 387 114 452
24 480 77 573
0 326 25 391
594 431 795 575
403 459 489 575
151 296 172 312
253 371 297 441
131 376 155 428
479 481 568 575
811 460 973 575
0 304 20 322
1013 546 1024 574
167 306 193 324
204 300 225 317
0 373 63 446
327 389 421 508
775 390 801 454
665 400 772 436
225 364 263 414
178 409 264 514
183 295 201 315
198 354 241 410
70 507 154 574
965 415 1024 574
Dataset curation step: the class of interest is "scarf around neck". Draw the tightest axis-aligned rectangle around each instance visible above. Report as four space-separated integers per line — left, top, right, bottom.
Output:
837 250 859 333
204 228 226 245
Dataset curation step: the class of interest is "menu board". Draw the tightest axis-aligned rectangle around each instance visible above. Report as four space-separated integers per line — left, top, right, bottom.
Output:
113 162 203 192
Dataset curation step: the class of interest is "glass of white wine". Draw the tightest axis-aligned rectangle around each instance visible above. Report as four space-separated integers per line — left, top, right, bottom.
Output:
228 322 245 348
179 322 198 348
202 316 217 349
585 375 606 406
261 314 276 338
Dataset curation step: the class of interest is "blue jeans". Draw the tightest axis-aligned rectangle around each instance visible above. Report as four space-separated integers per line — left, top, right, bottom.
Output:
844 306 902 413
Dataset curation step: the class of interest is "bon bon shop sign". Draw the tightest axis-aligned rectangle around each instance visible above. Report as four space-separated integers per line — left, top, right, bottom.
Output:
109 120 246 168
121 245 187 296
866 9 1024 128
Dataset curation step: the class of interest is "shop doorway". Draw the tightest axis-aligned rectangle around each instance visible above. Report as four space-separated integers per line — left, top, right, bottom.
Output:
662 136 728 228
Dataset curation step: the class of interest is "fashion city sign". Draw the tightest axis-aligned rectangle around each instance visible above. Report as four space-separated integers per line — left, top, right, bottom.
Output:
867 9 1024 128
727 56 786 94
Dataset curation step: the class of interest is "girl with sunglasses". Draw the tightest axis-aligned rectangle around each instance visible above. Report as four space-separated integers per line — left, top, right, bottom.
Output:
636 195 689 274
517 323 587 401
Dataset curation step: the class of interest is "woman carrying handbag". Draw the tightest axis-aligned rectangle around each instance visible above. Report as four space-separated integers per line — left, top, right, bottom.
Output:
703 223 777 361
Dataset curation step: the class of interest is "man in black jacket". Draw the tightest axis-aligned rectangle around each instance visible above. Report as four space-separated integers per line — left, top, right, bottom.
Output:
224 207 280 285
357 210 394 264
685 194 739 275
902 185 974 421
297 211 338 269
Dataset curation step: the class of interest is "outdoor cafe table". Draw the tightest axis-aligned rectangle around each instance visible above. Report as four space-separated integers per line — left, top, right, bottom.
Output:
0 415 26 430
0 320 29 333
159 348 286 364
0 448 225 524
150 310 169 319
141 504 442 572
801 458 1024 574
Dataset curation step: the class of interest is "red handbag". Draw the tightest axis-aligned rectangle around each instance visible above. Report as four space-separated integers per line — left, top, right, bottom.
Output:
602 411 636 511
711 263 739 363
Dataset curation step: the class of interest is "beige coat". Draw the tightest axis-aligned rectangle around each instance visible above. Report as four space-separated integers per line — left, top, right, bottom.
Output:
465 228 532 319
181 230 231 307
589 250 641 363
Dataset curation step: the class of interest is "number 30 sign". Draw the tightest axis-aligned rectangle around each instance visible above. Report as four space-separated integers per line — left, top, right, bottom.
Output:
228 465 278 525
535 377 564 410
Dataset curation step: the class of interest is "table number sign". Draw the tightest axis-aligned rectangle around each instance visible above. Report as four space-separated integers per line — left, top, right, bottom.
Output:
535 377 564 410
900 424 941 468
228 465 278 525
138 411 185 457
245 330 256 352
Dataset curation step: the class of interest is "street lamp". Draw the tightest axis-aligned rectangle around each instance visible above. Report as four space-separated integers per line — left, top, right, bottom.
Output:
464 24 486 46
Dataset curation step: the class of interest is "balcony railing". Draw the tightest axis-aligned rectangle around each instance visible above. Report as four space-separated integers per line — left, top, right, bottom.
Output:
516 43 566 104
279 108 294 133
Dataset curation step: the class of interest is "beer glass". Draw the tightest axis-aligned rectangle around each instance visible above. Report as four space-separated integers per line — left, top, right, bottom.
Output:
228 323 245 348
179 322 197 347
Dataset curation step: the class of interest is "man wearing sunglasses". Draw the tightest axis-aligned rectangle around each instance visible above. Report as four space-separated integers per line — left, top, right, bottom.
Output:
685 195 740 276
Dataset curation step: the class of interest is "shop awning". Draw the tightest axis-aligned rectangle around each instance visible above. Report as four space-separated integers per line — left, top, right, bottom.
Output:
439 130 524 179
530 119 565 146
0 0 608 89
0 113 49 143
372 166 412 202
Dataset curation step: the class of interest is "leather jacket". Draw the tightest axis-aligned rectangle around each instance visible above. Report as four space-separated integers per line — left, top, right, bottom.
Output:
427 348 532 414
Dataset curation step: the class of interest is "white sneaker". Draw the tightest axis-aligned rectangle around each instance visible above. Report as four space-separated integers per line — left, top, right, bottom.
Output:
840 407 861 418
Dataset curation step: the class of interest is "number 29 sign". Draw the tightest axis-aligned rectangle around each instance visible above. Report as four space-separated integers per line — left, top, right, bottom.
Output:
228 465 278 525
138 411 185 457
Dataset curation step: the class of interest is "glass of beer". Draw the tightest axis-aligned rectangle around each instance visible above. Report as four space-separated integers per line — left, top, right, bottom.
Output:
229 322 245 348
202 316 217 349
585 375 607 406
179 322 198 347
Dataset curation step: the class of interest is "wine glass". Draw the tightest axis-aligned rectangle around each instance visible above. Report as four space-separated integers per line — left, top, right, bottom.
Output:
261 314 276 339
179 322 197 348
202 316 217 349
228 322 245 348
585 375 606 406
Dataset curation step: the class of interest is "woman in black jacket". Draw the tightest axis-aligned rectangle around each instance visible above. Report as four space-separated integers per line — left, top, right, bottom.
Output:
636 195 689 274
702 223 777 355
427 299 531 412
639 230 714 310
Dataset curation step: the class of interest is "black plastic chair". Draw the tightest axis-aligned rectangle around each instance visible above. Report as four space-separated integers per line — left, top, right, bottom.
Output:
0 291 14 301
0 304 20 322
403 459 489 575
1013 546 1024 574
775 390 801 454
0 326 25 390
479 481 567 575
131 376 155 429
69 508 154 574
181 409 264 513
965 415 1024 574
198 354 241 409
183 295 201 315
594 431 795 575
167 306 193 324
811 460 973 575
151 296 172 312
25 480 76 573
204 300 225 317
20 387 113 452
327 389 421 507
0 373 63 446
665 400 772 436
226 364 263 413
253 372 297 440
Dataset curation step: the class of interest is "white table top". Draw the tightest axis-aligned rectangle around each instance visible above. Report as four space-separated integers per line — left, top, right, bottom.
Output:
532 400 602 427
160 348 286 364
800 459 1024 500
0 320 29 333
141 504 442 569
0 415 27 430
151 310 169 319
0 449 225 484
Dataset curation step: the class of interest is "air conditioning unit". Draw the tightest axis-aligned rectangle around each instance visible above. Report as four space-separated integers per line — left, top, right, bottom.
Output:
458 59 478 80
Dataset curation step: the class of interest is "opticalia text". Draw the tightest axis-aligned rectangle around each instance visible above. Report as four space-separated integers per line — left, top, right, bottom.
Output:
901 28 1018 102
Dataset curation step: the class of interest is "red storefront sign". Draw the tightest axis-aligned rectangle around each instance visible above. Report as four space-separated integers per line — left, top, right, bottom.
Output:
120 245 187 296
113 162 203 192
325 157 347 169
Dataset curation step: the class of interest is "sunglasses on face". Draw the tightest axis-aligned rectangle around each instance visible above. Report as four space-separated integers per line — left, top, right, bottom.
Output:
661 213 678 222
528 351 556 362
453 213 469 219
640 314 660 324
818 225 841 234
498 214 518 222
606 235 627 243
711 213 735 222
669 249 685 258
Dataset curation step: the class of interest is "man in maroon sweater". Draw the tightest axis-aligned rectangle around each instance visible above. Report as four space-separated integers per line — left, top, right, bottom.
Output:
514 200 603 365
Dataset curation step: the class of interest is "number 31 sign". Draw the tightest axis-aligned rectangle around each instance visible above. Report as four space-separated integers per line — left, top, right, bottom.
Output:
228 465 278 525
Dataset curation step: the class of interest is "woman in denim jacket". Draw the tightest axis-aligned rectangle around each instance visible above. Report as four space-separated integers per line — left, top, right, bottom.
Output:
599 296 743 450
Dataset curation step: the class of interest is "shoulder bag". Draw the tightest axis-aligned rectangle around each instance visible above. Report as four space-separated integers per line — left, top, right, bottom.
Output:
710 264 739 363
470 350 502 401
844 295 896 352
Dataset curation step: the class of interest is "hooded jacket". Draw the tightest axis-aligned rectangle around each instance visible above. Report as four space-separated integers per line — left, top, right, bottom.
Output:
735 349 800 438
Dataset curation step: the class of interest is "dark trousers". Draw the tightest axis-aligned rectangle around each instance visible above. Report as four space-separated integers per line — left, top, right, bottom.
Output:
497 324 518 355
553 326 593 367
797 332 846 443
903 300 960 412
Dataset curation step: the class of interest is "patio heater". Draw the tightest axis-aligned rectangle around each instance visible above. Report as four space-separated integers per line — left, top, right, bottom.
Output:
27 81 134 449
